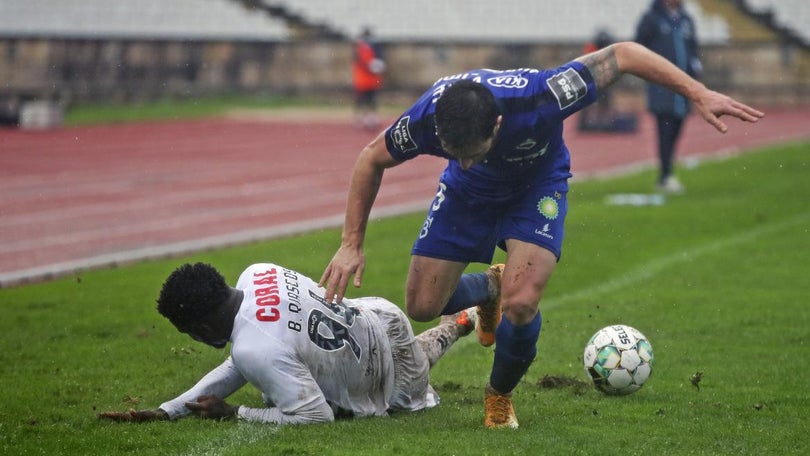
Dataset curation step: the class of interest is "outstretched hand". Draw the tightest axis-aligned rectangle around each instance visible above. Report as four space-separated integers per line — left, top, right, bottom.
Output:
319 245 365 304
185 395 238 420
98 408 169 422
693 88 765 133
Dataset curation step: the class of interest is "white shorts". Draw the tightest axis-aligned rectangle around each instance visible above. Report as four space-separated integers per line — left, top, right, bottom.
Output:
353 297 438 411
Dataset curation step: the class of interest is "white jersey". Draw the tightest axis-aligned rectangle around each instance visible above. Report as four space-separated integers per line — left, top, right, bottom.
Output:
160 263 435 424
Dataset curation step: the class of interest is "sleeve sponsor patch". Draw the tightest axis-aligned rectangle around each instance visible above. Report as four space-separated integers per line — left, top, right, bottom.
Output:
390 115 418 153
546 68 588 110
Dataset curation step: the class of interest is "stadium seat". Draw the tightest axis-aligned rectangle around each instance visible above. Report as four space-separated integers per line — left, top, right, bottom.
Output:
0 0 290 40
269 0 729 44
744 0 810 44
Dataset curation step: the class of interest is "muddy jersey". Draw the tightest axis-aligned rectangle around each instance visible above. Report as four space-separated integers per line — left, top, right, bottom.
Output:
384 62 598 201
231 262 395 420
161 263 405 424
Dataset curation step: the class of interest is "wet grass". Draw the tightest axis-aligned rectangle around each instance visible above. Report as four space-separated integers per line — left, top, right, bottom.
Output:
1 141 807 455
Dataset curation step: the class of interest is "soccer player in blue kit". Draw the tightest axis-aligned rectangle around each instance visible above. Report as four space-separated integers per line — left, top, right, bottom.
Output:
320 41 763 428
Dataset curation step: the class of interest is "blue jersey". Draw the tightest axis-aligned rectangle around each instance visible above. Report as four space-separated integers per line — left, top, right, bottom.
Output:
384 62 598 203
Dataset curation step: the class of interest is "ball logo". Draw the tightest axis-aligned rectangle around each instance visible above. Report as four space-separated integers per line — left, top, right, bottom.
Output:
612 325 632 345
584 324 653 395
487 75 528 89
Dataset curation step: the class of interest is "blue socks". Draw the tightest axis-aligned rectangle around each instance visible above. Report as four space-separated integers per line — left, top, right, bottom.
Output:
442 271 542 394
489 312 542 394
441 272 489 315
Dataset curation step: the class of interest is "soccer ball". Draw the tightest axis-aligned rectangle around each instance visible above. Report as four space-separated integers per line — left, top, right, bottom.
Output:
583 324 654 395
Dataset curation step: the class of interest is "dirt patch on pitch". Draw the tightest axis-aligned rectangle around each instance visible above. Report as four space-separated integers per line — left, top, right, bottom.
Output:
536 374 591 395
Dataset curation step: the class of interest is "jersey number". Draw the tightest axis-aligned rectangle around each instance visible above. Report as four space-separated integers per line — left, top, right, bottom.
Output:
307 309 362 362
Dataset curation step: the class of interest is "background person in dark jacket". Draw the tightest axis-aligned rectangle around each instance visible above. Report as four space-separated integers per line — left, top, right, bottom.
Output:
635 0 702 193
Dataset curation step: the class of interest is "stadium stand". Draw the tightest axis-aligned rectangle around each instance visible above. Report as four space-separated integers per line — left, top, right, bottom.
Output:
0 0 736 44
5 1 806 47
264 0 730 44
0 0 289 41
741 0 810 45
1 0 805 112
0 0 291 126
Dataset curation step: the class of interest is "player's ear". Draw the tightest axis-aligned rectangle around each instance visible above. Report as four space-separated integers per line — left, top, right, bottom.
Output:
492 116 503 137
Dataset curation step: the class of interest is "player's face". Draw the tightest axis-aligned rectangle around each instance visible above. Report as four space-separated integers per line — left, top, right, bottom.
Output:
443 118 501 170
447 138 495 170
183 323 229 349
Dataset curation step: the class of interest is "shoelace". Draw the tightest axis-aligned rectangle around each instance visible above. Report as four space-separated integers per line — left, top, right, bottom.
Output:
486 394 512 422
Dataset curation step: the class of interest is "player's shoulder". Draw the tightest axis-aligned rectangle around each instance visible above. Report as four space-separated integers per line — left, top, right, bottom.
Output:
247 262 282 269
236 263 284 286
476 68 542 92
480 65 587 88
241 263 282 277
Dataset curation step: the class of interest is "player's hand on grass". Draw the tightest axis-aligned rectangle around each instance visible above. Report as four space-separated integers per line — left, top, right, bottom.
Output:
693 87 764 133
98 408 169 422
185 395 238 420
319 244 365 304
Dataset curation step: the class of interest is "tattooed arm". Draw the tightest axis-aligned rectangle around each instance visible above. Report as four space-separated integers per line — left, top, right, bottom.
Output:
575 42 763 132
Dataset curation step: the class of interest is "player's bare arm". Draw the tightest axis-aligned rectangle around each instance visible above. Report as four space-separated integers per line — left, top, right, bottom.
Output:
577 42 764 132
320 131 401 303
576 45 622 91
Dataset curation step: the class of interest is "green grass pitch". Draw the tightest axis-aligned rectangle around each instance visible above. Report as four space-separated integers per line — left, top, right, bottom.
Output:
1 141 807 455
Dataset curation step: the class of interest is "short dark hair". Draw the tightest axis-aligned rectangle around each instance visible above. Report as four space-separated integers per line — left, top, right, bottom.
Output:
435 79 498 152
156 263 230 331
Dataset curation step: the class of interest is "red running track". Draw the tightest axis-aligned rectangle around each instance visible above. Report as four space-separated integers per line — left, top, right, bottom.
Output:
1 108 807 287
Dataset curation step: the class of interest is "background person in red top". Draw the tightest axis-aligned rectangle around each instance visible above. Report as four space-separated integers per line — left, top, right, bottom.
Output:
353 27 386 132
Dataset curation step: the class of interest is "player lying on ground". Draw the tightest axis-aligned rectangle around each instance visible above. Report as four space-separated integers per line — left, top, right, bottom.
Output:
99 262 477 424
319 41 764 428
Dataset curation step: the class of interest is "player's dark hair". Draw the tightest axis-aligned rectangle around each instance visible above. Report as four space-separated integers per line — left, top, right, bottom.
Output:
435 80 498 152
156 262 230 331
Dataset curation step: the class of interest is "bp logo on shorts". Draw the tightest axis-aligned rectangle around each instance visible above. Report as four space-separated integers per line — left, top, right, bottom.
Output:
537 196 559 220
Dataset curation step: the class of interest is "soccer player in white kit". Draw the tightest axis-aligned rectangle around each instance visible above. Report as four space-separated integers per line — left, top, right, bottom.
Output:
99 262 478 425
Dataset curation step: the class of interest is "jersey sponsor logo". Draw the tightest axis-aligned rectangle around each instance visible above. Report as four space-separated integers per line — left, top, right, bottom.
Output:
504 141 548 163
487 75 528 89
547 68 588 110
534 223 554 240
537 195 559 220
253 268 281 322
516 138 537 150
390 116 418 153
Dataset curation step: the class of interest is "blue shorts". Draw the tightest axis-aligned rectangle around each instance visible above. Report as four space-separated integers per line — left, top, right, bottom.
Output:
411 177 568 264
